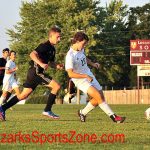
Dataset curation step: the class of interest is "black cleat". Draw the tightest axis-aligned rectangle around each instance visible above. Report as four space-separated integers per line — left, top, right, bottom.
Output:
78 110 86 122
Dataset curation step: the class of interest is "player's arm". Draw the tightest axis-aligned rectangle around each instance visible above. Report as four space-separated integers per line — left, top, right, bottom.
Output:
0 67 5 70
49 62 64 70
30 51 48 70
86 57 100 69
66 69 93 82
5 67 18 74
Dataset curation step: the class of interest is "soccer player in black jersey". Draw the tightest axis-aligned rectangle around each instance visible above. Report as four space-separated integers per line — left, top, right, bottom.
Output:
0 26 63 121
0 48 10 86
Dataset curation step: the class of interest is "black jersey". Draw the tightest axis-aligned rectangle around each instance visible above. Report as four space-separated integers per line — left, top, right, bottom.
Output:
30 40 56 73
0 57 7 79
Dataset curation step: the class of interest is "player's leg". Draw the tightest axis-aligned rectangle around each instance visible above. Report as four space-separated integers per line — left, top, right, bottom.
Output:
87 87 114 115
77 77 125 123
78 97 98 122
12 81 20 96
13 87 20 97
0 90 8 105
43 79 61 119
67 79 76 103
0 88 33 121
3 91 12 104
81 87 125 123
2 87 32 112
0 81 11 105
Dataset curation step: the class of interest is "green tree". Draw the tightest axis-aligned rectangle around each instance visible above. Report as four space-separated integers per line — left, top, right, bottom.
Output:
92 0 130 89
7 0 99 97
127 3 150 87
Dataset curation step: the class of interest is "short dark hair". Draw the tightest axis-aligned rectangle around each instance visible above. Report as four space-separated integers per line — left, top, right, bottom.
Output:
72 32 89 44
3 48 9 53
10 50 16 55
49 25 61 34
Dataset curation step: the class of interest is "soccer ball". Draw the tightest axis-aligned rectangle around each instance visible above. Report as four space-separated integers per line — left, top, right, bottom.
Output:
145 108 150 120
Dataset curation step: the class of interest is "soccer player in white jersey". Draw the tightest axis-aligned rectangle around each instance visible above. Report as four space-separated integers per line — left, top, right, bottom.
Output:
0 51 20 106
65 32 126 123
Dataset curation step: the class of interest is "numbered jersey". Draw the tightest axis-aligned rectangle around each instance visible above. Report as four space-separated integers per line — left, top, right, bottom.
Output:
65 48 91 75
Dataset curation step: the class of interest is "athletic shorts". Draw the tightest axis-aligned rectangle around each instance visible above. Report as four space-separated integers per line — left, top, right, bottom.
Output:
23 67 52 90
72 75 102 94
2 79 18 92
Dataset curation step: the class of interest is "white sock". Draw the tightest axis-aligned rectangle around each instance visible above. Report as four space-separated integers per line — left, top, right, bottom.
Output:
0 96 6 105
81 102 95 116
99 102 114 116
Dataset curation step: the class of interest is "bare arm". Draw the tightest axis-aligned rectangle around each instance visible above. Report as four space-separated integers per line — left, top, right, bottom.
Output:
6 67 18 74
67 69 93 82
0 67 5 70
49 62 64 70
87 57 95 67
87 57 100 69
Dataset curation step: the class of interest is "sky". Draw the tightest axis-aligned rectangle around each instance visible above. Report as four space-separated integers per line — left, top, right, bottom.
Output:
0 0 150 57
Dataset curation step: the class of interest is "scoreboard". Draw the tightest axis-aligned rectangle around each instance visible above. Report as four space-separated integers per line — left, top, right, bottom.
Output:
130 40 150 65
130 51 150 65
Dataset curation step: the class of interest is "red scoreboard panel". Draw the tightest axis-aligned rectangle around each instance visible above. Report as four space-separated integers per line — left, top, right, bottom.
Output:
130 40 150 65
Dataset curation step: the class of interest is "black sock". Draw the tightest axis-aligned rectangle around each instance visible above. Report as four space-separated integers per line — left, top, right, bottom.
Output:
110 114 116 122
3 92 12 103
44 93 56 112
2 96 19 111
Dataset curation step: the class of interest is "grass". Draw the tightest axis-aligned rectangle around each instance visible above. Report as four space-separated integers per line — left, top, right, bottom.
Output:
0 104 150 150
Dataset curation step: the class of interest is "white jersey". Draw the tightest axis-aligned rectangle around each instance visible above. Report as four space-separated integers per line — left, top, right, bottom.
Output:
65 47 102 93
3 60 16 83
65 47 92 75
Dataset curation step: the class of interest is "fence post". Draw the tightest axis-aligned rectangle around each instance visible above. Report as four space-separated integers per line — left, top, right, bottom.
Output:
77 88 80 104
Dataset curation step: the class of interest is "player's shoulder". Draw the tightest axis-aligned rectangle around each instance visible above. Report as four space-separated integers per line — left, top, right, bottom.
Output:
0 57 4 61
39 41 54 51
67 48 74 56
6 59 14 65
66 50 74 60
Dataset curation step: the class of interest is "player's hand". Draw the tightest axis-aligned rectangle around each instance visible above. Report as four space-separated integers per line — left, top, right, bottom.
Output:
15 66 18 71
93 63 100 69
13 67 18 71
86 75 93 82
40 63 49 70
56 64 64 70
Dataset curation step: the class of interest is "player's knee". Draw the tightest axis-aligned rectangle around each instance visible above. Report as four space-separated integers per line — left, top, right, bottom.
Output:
18 94 28 100
55 84 61 91
90 99 98 106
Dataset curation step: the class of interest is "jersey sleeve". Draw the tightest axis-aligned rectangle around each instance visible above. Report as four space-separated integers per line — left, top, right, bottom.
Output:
65 52 74 70
5 61 11 70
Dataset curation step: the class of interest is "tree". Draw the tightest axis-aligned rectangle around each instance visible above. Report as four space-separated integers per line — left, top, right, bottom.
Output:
127 3 150 87
92 0 131 89
7 0 99 97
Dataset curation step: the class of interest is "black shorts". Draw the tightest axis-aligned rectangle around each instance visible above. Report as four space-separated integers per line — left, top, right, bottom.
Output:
23 67 52 90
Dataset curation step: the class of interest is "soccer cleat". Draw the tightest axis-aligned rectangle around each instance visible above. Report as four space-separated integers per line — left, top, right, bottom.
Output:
110 114 126 123
42 111 60 119
78 110 86 122
0 106 5 121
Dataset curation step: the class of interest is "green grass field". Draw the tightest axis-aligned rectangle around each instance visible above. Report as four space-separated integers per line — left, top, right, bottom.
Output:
0 104 150 150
